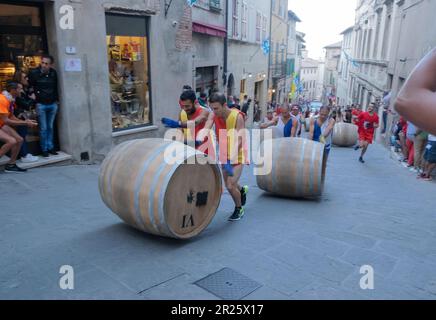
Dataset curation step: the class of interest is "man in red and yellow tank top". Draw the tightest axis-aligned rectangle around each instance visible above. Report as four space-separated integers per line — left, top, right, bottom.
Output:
199 92 249 222
162 90 212 154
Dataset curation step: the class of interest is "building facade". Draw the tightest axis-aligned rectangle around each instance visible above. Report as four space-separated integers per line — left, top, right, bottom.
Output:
269 0 289 104
322 41 342 105
385 0 436 136
192 0 226 96
300 58 322 102
347 0 395 111
227 0 270 125
0 0 195 164
337 26 354 106
285 9 301 103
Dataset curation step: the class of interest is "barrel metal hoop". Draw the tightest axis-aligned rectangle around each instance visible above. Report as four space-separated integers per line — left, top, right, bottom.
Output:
296 139 307 197
134 143 171 232
271 139 278 193
159 148 199 238
317 146 325 194
106 141 139 210
309 142 317 195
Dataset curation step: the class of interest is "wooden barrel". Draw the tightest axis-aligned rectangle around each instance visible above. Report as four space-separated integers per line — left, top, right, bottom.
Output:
256 138 326 198
332 122 358 147
99 139 222 239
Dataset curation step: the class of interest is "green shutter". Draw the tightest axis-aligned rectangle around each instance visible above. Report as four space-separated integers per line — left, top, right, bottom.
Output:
286 59 295 76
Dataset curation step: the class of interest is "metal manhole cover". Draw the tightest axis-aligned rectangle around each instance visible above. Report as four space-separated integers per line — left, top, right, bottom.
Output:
194 268 262 300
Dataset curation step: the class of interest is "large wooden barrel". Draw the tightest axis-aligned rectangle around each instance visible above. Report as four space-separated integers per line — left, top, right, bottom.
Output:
99 139 222 239
256 138 326 198
332 123 358 147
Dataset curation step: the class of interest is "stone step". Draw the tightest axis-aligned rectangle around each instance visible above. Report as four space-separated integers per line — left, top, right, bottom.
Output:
0 151 73 170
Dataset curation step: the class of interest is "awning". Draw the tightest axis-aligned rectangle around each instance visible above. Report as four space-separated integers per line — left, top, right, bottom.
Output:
192 22 227 38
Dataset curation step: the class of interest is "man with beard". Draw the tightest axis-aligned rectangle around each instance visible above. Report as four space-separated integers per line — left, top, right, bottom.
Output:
162 90 211 152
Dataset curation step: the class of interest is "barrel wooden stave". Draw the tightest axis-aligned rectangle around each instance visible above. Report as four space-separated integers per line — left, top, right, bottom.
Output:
256 138 325 198
332 123 358 147
99 139 222 239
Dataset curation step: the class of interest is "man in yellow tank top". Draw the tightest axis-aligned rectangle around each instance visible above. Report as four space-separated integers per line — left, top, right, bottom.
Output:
200 92 249 221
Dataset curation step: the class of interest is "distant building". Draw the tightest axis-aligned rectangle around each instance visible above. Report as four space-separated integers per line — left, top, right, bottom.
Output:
323 41 342 105
269 0 289 104
337 26 354 106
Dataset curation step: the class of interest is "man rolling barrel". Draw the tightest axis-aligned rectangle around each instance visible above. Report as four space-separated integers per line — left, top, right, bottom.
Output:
198 92 249 222
309 106 335 171
260 104 298 138
161 90 211 154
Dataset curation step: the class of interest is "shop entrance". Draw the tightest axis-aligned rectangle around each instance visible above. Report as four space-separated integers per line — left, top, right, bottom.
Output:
195 66 217 97
0 1 59 155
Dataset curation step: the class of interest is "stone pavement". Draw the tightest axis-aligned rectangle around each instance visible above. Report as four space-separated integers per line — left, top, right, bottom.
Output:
1 142 436 300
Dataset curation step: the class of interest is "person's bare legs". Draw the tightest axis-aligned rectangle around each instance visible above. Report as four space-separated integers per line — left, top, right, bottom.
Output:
360 141 370 162
425 163 436 179
399 132 408 160
222 164 244 208
0 128 17 159
1 125 23 164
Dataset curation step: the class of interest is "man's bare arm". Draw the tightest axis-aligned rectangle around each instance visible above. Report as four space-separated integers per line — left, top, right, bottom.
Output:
2 115 37 128
323 118 336 138
395 48 436 135
196 112 215 142
180 109 210 128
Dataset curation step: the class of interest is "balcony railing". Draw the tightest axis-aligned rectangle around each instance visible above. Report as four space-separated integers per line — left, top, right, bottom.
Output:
270 63 287 78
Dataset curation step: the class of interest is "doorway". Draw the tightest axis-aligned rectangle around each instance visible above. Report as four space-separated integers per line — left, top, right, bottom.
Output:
0 1 59 155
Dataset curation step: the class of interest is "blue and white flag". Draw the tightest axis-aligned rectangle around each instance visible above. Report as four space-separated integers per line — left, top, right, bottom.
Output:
262 39 270 55
343 50 360 67
186 0 197 7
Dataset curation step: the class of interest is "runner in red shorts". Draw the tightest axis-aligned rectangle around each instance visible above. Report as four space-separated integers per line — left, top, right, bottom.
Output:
357 103 379 163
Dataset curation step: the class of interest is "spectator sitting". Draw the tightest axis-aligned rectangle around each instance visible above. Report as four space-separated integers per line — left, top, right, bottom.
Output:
13 70 39 163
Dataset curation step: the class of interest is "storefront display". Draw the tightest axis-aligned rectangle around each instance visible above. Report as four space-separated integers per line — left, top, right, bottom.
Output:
106 14 151 132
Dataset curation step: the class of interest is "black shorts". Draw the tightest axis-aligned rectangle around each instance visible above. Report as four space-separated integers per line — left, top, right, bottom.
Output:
424 141 436 164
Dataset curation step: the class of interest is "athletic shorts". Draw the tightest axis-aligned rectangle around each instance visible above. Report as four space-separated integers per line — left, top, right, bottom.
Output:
359 131 374 144
424 141 436 164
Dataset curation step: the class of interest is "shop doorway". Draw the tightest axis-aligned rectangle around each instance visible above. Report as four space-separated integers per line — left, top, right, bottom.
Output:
0 1 59 155
195 66 218 97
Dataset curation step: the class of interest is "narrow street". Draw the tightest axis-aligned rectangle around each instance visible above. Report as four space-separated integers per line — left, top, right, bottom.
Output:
1 143 435 300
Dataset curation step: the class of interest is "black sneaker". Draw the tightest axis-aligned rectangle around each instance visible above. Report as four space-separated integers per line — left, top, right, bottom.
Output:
359 157 365 163
5 164 27 173
354 145 360 151
48 150 58 156
240 185 249 207
42 151 49 158
228 207 245 222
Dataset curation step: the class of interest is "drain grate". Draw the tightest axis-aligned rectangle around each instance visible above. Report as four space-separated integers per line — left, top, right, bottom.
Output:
194 268 262 300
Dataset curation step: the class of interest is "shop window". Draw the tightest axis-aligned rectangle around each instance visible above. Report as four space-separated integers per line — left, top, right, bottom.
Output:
106 14 151 132
0 3 45 90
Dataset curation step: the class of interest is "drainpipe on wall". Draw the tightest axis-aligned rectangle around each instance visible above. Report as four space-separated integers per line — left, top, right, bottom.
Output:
267 0 273 101
223 0 229 90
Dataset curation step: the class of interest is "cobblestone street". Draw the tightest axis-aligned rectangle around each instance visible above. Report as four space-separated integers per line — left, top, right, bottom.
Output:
1 143 436 300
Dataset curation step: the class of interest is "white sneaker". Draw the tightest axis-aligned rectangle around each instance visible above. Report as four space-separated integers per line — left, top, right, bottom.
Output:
409 167 418 173
21 154 39 163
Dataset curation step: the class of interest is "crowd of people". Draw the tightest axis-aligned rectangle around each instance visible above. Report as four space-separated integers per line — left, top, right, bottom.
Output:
0 54 59 173
161 86 388 222
391 117 435 181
